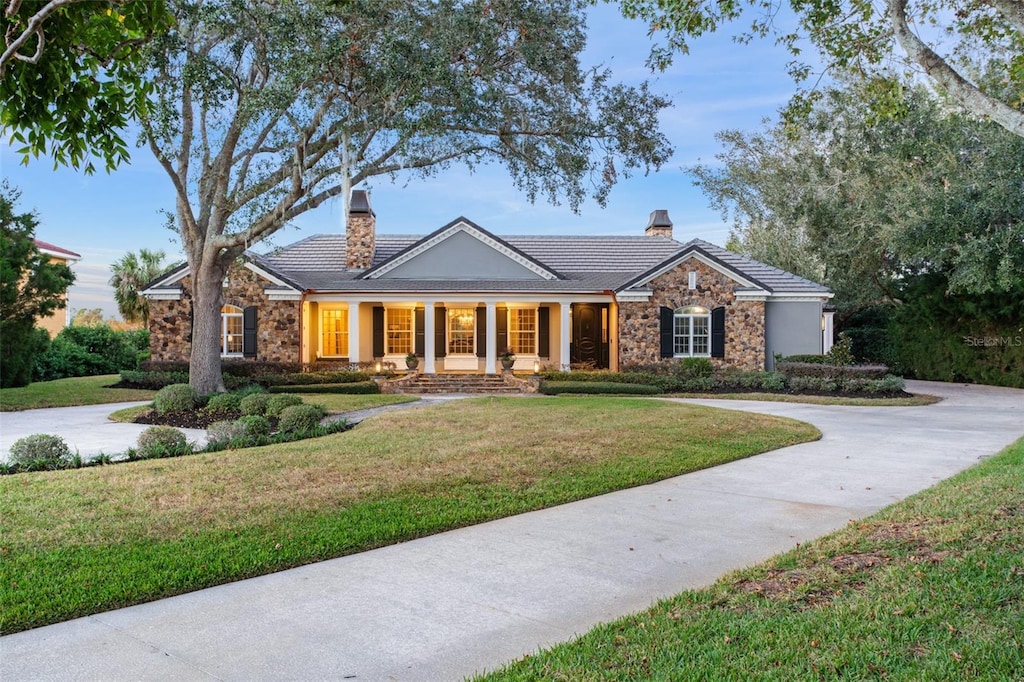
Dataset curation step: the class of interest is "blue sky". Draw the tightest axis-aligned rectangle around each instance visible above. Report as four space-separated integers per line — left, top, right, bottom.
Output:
1 4 809 319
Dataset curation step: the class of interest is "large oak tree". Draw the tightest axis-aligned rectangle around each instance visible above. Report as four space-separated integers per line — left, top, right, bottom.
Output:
141 0 673 393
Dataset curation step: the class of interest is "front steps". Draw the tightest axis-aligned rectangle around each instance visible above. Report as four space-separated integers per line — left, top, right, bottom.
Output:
387 373 527 394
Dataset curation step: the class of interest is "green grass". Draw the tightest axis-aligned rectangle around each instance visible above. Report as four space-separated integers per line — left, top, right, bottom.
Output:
670 392 941 406
478 436 1024 681
0 375 156 411
0 397 817 634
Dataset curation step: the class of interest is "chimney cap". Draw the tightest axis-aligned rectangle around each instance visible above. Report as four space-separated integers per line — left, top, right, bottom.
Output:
647 209 672 228
350 189 373 215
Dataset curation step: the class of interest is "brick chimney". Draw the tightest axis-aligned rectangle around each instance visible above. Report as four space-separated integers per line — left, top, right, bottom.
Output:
346 190 376 270
646 209 673 239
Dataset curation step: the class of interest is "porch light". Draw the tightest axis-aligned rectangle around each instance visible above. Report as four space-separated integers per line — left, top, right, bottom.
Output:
374 360 382 374
533 360 540 374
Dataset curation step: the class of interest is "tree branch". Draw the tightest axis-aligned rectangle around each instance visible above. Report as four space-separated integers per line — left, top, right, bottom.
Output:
889 0 1024 137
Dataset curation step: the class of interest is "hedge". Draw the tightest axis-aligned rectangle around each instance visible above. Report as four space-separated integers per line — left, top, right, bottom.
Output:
268 381 380 394
540 381 663 395
776 362 891 380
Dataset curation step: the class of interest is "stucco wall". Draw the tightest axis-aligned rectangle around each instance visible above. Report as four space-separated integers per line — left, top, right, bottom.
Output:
617 258 766 371
765 300 823 369
148 264 301 363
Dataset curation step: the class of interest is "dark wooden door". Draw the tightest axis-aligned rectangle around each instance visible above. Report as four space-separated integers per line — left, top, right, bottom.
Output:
571 304 609 369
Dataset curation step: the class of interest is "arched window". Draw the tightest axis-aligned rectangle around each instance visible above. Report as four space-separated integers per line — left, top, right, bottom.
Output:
221 304 244 356
673 305 710 357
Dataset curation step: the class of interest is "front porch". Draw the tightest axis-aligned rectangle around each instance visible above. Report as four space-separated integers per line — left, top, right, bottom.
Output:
301 298 616 373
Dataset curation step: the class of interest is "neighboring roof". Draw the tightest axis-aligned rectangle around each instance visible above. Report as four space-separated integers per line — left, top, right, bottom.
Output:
34 239 81 260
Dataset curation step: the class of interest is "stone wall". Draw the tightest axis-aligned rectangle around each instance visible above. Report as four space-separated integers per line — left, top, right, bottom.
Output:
148 264 301 363
617 258 766 371
346 210 376 270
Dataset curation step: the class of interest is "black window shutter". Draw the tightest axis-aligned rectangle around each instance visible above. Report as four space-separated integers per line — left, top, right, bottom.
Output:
496 307 508 352
435 306 447 357
537 306 550 358
476 306 487 358
659 306 674 358
242 306 258 358
372 306 384 357
711 306 726 358
414 307 425 356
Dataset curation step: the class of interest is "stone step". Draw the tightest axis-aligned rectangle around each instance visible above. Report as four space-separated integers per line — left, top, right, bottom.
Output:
393 373 527 395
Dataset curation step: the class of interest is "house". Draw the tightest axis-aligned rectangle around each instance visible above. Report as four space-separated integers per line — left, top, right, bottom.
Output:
34 239 81 337
143 191 833 374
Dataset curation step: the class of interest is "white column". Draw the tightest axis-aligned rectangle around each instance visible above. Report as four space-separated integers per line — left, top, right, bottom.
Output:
485 302 497 374
424 301 436 374
347 303 360 364
822 310 835 354
559 301 571 371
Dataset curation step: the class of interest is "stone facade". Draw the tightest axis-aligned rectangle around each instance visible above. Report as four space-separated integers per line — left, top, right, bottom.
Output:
617 258 766 371
148 264 301 363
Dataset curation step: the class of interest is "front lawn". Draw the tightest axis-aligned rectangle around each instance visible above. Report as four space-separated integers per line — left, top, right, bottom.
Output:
0 375 156 411
480 435 1024 681
0 397 817 634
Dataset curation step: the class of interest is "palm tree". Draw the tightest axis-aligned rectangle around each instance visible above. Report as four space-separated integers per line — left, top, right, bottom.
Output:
109 249 170 324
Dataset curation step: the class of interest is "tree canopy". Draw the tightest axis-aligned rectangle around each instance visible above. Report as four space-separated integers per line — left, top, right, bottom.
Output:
614 0 1024 138
691 77 1024 315
110 249 171 324
1 0 171 172
141 0 674 393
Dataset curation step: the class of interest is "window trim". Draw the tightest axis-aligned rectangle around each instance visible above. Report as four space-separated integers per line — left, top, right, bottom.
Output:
673 305 711 358
384 306 414 356
221 304 244 357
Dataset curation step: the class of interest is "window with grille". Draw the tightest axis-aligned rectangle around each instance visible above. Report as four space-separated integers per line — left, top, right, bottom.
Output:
321 308 348 357
386 308 413 355
673 306 710 357
448 308 475 355
509 308 536 355
221 305 243 356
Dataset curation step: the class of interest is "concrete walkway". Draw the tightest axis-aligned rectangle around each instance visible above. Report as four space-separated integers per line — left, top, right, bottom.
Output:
0 402 210 462
2 381 1022 681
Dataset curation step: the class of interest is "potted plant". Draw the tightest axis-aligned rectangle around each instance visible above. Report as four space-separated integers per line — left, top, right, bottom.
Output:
405 353 419 370
499 347 516 371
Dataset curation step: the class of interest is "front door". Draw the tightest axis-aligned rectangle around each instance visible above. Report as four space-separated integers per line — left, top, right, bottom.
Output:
571 304 609 369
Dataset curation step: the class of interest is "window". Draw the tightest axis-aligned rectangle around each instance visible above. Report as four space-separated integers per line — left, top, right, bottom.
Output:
386 308 413 355
321 308 348 357
448 308 475 355
221 305 243 356
673 305 710 357
508 308 536 355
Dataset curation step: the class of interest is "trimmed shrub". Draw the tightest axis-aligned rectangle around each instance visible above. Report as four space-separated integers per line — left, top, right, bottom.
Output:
265 393 303 417
788 376 839 393
118 370 190 390
278 404 327 433
777 362 890 380
237 415 272 437
240 392 271 416
154 383 199 414
760 371 787 391
8 434 76 471
136 426 190 459
269 381 380 394
778 354 830 364
827 332 855 366
540 381 663 396
207 420 247 446
205 392 243 414
1 323 49 388
678 357 714 378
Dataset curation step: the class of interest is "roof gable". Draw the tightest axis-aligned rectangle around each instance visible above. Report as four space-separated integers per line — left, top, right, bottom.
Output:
360 218 561 281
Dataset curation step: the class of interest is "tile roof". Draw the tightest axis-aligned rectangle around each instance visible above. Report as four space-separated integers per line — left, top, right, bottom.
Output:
255 231 831 296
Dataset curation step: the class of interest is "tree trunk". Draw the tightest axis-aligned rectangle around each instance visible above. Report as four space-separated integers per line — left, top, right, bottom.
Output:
189 260 227 395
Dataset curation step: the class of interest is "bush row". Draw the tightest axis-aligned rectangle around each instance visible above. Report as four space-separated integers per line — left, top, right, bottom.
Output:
120 365 373 390
268 381 380 395
775 362 891 380
540 381 663 396
34 327 148 382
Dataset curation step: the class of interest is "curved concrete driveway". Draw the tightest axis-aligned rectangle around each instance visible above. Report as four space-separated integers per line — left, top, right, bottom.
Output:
0 402 209 462
2 381 1022 681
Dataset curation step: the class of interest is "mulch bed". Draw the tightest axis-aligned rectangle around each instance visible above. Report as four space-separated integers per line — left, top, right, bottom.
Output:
134 408 241 429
